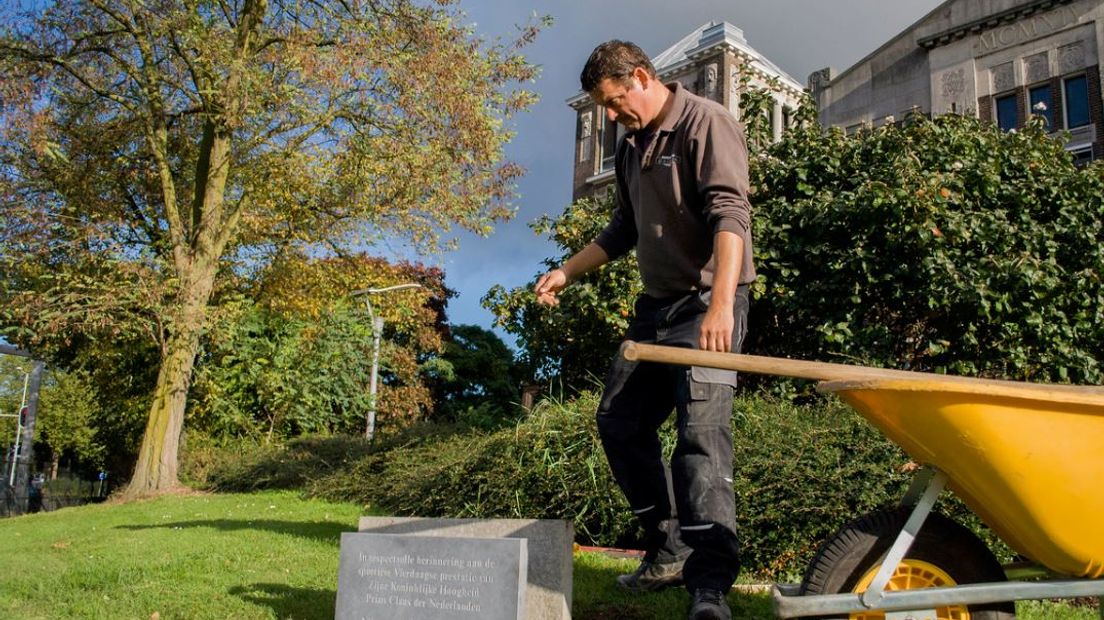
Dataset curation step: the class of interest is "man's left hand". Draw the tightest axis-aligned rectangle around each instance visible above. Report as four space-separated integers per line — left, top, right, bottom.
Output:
699 303 734 352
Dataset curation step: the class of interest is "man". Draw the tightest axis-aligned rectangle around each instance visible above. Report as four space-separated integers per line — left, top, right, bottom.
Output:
534 40 755 620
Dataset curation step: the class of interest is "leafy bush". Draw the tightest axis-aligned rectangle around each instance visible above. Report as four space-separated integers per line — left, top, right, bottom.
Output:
750 114 1104 382
183 434 373 491
731 396 910 577
195 392 962 579
304 391 637 545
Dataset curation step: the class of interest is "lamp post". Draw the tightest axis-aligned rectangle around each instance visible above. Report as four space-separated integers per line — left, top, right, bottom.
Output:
8 367 29 487
351 283 424 441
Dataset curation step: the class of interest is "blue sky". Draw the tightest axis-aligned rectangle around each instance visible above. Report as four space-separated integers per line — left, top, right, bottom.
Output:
434 0 945 344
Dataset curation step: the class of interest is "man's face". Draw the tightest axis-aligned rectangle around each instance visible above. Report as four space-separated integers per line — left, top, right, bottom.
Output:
592 75 649 132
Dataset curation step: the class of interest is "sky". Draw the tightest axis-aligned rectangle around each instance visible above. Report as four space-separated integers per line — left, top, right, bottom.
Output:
426 0 948 344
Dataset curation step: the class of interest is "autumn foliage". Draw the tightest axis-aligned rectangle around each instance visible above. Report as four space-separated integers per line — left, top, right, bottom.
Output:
0 0 544 495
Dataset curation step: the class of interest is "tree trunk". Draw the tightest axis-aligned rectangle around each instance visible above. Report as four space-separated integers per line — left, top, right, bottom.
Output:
123 257 219 497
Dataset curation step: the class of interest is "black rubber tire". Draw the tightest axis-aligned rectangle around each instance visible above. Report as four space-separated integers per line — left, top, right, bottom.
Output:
799 507 1016 619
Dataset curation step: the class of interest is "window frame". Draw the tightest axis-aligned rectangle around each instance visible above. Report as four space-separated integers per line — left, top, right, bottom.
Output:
1063 74 1090 129
599 112 620 172
994 93 1018 132
1027 84 1054 129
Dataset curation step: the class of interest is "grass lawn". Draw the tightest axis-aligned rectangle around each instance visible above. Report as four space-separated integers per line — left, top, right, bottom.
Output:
0 490 361 619
0 491 1096 619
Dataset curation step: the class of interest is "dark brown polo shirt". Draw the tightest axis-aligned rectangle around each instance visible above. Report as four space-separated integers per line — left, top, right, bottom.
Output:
595 82 756 299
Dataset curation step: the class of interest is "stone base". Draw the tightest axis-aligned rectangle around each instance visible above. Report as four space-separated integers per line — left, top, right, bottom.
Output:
357 517 573 620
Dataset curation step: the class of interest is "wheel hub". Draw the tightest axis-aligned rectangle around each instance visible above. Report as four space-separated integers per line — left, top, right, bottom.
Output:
849 559 969 620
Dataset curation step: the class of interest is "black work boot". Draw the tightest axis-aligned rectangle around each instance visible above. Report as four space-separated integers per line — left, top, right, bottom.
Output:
616 557 685 592
688 588 731 620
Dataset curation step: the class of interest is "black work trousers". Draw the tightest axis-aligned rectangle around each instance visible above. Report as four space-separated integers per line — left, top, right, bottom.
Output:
596 286 749 594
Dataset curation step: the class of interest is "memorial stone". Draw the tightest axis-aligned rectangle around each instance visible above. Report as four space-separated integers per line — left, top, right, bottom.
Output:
336 533 527 620
355 517 573 620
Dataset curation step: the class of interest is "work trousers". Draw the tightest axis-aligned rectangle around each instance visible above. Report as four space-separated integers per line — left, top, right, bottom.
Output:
596 286 749 593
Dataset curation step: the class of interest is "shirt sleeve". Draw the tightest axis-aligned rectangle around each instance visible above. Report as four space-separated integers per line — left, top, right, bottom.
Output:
692 112 752 236
593 137 638 261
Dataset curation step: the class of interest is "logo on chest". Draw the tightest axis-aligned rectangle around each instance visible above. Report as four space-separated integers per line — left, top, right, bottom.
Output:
656 154 680 168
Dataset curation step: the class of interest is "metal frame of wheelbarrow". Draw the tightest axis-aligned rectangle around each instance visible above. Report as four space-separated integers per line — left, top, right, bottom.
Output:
771 466 1104 618
618 342 1104 619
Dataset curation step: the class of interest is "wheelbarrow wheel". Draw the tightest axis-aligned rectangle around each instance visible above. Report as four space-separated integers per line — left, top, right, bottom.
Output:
799 507 1015 619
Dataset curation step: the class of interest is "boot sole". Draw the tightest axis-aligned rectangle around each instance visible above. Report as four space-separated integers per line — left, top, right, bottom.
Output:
615 575 685 592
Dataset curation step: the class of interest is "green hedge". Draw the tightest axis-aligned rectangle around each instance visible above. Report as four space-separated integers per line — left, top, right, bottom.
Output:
749 114 1104 383
189 392 998 579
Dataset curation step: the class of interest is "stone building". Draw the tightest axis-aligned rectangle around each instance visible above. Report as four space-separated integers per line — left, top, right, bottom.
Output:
568 22 805 200
811 0 1104 163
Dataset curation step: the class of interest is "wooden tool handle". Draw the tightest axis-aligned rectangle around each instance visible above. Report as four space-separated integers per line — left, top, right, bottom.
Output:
620 342 1104 403
620 341 921 382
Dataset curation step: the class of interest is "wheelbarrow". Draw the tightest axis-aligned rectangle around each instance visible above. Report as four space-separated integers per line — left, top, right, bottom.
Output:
621 341 1104 619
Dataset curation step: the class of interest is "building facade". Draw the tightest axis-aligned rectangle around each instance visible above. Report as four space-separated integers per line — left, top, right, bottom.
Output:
811 0 1104 163
568 22 805 200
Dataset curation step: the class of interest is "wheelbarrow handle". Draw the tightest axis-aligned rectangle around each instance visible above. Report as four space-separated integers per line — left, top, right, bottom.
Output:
620 341 924 383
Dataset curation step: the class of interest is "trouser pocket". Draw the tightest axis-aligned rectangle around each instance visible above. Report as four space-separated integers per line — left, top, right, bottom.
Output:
673 371 735 526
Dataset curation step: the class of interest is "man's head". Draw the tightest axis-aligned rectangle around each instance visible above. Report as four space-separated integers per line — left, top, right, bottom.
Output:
581 40 668 132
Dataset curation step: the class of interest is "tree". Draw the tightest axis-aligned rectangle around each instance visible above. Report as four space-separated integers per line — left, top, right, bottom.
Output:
429 324 525 426
484 194 641 388
0 1 544 496
36 370 104 479
192 254 453 442
38 336 161 479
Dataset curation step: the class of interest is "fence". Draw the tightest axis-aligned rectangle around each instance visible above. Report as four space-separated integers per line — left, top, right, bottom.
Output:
0 456 110 518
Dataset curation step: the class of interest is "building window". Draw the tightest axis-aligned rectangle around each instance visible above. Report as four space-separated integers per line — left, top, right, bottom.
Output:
1064 75 1090 129
995 94 1018 131
1069 145 1094 166
1028 85 1054 129
600 114 619 171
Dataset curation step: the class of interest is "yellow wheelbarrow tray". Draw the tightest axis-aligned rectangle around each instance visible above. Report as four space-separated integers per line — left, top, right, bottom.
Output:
620 342 1104 619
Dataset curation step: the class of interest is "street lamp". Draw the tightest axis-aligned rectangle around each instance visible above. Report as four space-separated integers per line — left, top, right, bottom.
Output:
351 283 424 441
7 367 29 487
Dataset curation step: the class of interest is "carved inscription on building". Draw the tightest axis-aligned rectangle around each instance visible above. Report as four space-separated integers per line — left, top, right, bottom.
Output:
939 67 968 114
1059 41 1086 73
942 68 966 99
1024 52 1050 84
975 5 1079 53
992 62 1015 93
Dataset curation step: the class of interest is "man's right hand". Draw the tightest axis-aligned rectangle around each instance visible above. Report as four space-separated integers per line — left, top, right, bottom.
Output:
532 243 611 307
534 268 569 306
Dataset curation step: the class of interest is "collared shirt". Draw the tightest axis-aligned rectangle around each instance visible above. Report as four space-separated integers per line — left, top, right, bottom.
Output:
595 82 756 298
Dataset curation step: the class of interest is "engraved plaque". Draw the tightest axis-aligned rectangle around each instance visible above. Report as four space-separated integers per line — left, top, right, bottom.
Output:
1059 42 1085 74
1024 52 1049 84
941 68 965 99
336 534 527 620
992 62 1015 93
